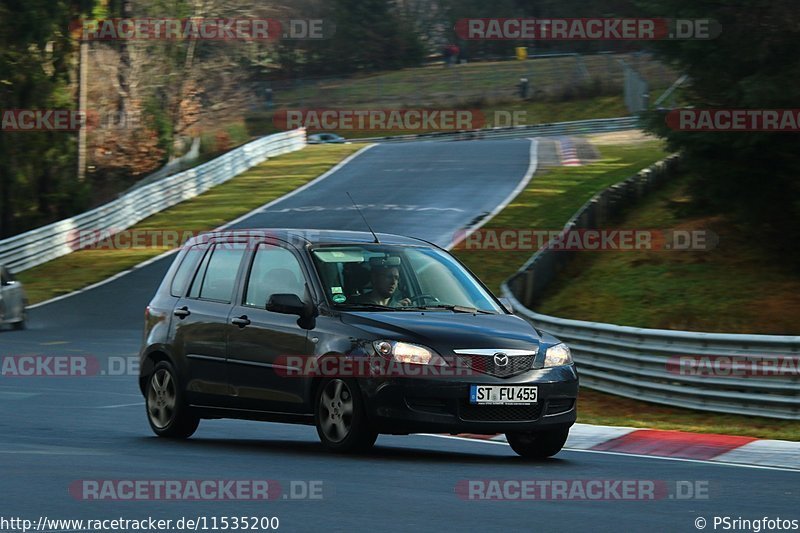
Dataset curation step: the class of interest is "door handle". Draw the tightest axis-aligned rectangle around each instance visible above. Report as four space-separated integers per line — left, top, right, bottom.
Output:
173 306 191 319
231 315 251 328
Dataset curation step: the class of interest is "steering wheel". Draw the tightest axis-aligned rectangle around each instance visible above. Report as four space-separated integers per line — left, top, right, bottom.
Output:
407 294 439 305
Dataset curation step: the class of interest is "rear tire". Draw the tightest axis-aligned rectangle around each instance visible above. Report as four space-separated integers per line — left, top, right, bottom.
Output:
506 427 569 459
314 378 377 453
145 360 199 439
12 310 26 330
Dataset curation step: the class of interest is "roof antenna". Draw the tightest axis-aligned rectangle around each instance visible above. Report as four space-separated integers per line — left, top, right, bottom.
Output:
347 192 380 244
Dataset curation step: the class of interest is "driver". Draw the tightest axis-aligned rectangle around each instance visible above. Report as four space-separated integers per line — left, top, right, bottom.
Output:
354 259 411 307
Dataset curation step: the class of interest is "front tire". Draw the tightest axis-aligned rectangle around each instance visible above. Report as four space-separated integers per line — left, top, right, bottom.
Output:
506 427 570 459
314 378 377 453
145 361 199 439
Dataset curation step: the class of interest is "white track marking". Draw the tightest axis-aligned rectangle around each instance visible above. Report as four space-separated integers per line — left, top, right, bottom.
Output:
446 138 539 250
28 144 376 309
218 144 376 229
92 402 144 409
27 249 178 310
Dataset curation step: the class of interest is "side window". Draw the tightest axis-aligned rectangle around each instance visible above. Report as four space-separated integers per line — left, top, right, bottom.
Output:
188 244 246 302
245 244 307 309
188 246 214 299
170 246 204 297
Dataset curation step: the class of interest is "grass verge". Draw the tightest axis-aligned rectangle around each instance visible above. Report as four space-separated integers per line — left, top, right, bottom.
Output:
19 144 363 305
535 173 800 335
453 140 668 292
453 140 800 441
269 57 672 109
579 389 800 441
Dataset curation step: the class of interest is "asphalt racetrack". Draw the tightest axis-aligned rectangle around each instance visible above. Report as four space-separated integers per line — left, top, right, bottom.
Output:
1 139 796 532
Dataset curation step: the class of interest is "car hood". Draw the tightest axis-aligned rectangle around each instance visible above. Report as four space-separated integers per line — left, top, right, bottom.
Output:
340 311 543 355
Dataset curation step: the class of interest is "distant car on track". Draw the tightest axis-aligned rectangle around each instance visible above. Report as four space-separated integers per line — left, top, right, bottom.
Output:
139 230 578 458
307 132 348 144
0 265 28 330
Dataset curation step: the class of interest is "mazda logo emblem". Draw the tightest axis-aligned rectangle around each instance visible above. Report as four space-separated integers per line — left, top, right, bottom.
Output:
493 352 509 367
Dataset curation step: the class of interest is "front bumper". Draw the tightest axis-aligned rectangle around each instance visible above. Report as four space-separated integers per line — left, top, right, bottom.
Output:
358 365 578 435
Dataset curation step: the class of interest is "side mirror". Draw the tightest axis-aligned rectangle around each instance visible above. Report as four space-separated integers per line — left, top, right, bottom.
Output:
267 293 310 316
499 297 515 314
266 293 318 329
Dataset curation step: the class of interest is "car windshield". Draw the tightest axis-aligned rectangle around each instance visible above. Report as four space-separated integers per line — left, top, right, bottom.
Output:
311 244 503 314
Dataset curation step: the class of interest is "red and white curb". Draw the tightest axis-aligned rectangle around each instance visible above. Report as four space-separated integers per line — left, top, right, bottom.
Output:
556 137 582 166
459 423 800 470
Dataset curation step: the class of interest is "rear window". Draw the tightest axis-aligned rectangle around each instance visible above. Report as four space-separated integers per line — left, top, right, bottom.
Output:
170 246 206 297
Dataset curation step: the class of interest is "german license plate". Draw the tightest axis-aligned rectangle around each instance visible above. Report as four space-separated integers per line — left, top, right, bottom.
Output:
469 385 537 405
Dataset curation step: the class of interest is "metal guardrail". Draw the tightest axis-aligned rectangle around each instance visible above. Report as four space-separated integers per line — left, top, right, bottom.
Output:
500 155 800 419
353 116 640 143
0 129 306 273
122 137 202 195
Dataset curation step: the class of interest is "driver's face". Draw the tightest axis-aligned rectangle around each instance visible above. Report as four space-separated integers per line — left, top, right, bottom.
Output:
372 267 400 298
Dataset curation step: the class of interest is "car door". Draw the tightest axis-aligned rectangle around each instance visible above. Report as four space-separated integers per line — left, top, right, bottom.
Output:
226 241 312 413
169 241 247 407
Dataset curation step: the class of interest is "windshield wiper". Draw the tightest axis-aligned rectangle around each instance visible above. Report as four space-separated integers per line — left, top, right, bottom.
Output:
403 304 495 314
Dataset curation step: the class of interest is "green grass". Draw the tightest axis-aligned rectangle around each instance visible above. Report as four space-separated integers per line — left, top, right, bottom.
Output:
272 57 673 108
245 96 631 140
19 144 364 304
453 140 669 292
579 389 800 441
535 174 800 335
241 55 674 139
453 139 800 441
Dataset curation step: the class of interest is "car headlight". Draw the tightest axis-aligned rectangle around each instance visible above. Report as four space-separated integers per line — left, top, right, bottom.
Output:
543 343 573 367
373 341 447 366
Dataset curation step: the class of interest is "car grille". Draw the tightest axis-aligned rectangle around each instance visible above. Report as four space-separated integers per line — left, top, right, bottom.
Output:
456 354 534 378
459 401 543 422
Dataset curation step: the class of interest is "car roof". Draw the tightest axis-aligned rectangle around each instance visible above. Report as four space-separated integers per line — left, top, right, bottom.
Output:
184 229 433 248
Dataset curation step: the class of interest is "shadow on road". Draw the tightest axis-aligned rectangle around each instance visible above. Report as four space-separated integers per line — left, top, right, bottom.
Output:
133 435 574 467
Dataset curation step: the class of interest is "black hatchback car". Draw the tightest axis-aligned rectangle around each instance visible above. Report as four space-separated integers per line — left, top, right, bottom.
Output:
139 229 578 458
